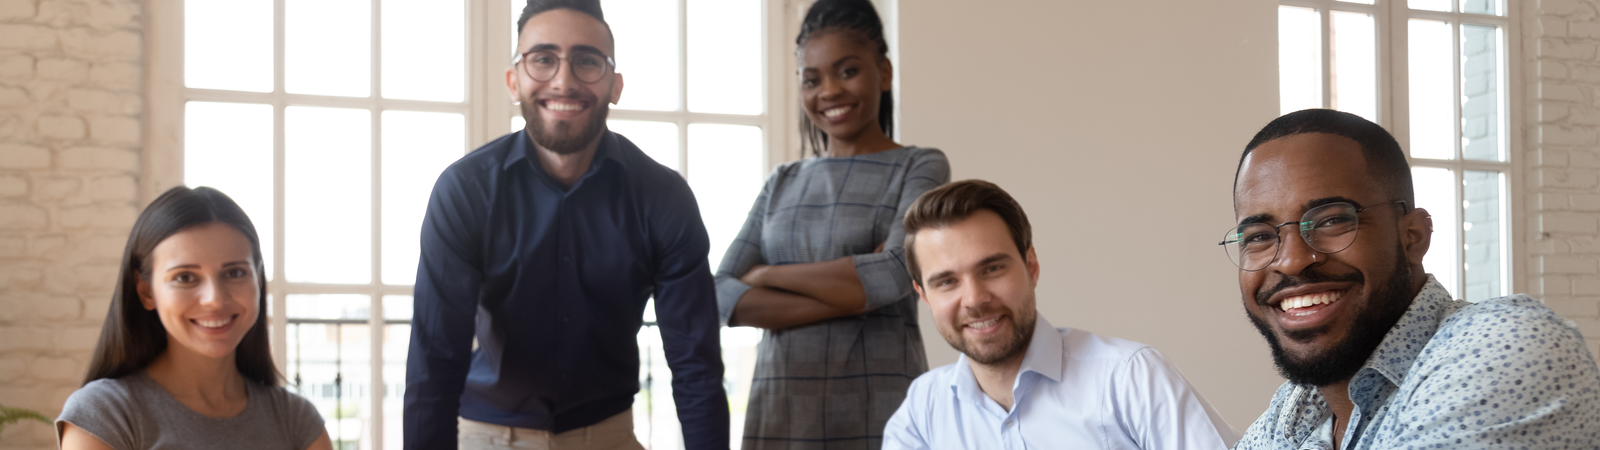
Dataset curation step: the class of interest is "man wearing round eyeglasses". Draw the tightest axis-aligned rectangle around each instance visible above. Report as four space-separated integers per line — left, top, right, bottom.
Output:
405 1 729 449
1228 109 1600 449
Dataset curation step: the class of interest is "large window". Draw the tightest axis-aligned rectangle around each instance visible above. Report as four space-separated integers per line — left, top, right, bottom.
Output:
153 0 795 448
1278 0 1517 300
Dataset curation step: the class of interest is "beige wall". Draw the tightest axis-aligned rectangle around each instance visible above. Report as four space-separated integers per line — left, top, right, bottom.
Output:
897 0 1288 429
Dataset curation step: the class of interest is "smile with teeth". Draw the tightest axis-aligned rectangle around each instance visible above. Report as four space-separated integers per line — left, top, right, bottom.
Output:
966 317 1001 330
1278 291 1342 314
823 105 852 118
193 316 234 328
544 101 584 111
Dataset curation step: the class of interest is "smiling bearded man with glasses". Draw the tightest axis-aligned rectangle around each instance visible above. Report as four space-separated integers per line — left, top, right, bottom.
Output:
404 1 729 449
1228 109 1600 450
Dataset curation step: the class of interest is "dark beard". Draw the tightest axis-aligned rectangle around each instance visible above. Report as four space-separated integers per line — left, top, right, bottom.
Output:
1247 247 1415 387
520 95 610 155
944 307 1037 365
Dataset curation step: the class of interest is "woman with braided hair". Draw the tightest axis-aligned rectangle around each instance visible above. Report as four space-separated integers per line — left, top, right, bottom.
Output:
714 0 949 448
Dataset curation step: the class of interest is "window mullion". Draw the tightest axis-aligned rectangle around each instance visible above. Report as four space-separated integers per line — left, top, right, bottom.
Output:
368 0 386 446
272 0 291 377
678 0 691 175
1321 8 1333 109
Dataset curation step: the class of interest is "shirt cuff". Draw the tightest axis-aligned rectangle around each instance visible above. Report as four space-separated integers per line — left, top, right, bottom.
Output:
715 275 752 326
854 248 914 311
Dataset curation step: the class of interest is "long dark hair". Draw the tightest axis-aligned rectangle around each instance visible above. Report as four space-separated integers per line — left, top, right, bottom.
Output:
82 186 280 386
797 0 894 157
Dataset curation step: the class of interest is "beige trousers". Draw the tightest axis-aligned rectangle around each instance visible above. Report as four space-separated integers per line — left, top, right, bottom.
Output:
457 410 646 450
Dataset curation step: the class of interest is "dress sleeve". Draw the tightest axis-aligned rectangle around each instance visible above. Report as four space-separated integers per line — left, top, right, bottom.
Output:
852 149 950 310
1108 347 1240 450
713 167 779 326
280 387 327 450
56 379 140 450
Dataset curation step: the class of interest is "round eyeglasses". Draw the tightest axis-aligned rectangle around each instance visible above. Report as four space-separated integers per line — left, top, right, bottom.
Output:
1219 200 1408 271
513 50 615 84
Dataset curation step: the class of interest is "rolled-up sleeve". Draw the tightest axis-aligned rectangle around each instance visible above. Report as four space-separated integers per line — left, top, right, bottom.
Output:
853 149 950 310
713 168 779 326
652 177 731 450
404 167 487 449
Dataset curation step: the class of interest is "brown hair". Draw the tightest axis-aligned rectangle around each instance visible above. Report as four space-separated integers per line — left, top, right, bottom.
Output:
83 185 280 387
902 180 1032 285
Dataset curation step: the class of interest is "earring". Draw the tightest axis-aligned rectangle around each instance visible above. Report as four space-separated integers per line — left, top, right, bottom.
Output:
1311 253 1318 262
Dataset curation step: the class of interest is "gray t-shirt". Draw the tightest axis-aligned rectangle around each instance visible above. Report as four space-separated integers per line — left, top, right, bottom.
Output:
55 370 324 450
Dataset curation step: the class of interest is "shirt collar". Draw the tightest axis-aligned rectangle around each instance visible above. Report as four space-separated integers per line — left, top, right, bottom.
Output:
951 313 1062 406
503 128 630 172
1361 274 1458 386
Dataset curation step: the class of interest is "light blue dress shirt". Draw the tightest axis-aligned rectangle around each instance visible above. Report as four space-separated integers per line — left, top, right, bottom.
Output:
1233 275 1600 449
883 315 1240 450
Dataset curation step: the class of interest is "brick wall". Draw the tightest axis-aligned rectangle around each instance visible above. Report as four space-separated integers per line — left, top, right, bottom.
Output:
1526 0 1600 359
0 0 141 448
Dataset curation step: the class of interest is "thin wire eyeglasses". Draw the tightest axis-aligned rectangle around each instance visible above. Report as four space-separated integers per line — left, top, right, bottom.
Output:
1219 200 1409 271
512 50 616 84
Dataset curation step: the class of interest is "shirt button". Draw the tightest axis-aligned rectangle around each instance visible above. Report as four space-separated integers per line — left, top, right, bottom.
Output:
1003 419 1013 428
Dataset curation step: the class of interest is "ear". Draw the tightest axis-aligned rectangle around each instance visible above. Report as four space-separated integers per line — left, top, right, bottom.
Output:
1025 246 1040 288
609 72 625 105
913 280 928 306
505 65 521 103
135 271 156 311
1401 207 1432 266
878 57 893 92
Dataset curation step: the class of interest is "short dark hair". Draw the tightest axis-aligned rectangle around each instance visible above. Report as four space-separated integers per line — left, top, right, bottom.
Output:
903 180 1032 286
515 0 614 49
796 0 894 157
1236 109 1415 208
82 186 280 387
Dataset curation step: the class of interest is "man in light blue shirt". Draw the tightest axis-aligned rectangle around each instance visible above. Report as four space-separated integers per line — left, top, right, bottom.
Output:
883 180 1240 450
1226 109 1600 449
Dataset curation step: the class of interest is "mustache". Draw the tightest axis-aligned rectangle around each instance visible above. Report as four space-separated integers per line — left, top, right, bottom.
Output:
1255 268 1364 305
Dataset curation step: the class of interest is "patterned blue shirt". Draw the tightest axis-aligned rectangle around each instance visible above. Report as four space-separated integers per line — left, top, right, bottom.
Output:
1234 275 1600 450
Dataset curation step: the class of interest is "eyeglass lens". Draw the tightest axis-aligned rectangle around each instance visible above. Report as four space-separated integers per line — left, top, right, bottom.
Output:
1222 203 1362 271
521 51 609 83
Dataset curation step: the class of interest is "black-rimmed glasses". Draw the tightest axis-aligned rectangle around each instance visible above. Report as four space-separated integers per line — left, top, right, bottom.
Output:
1220 200 1408 271
513 50 615 83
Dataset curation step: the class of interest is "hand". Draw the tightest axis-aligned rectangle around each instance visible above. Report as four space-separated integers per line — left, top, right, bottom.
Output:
741 264 769 287
875 242 886 253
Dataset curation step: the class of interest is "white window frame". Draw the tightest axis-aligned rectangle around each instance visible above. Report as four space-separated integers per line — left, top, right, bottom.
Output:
1277 0 1525 298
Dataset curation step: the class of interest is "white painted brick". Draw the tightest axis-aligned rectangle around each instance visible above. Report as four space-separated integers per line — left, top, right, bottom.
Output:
1544 274 1575 296
59 28 139 61
0 53 33 80
1544 39 1600 60
1547 297 1599 317
1544 18 1572 38
67 233 122 262
58 145 135 170
1544 255 1600 274
35 57 88 83
36 114 85 140
30 355 79 382
25 233 63 257
66 88 118 112
0 354 30 381
87 115 138 144
0 233 21 258
71 262 117 294
80 174 133 202
1573 238 1600 254
1538 102 1571 122
31 176 78 201
55 324 99 351
1539 82 1589 101
1541 0 1600 19
0 23 57 51
0 173 27 198
1571 316 1600 338
0 85 27 108
0 142 49 168
1576 194 1600 211
1540 124 1599 145
1533 148 1571 166
1540 168 1600 189
0 291 80 322
84 2 135 32
89 62 137 91
1538 192 1571 210
1574 149 1600 168
0 203 47 229
0 0 37 21
1543 213 1600 233
1575 21 1600 40
0 326 52 352
0 112 31 139
1577 278 1600 296
56 204 136 230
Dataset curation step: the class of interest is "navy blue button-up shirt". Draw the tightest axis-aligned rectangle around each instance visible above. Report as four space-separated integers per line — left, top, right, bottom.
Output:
404 130 729 449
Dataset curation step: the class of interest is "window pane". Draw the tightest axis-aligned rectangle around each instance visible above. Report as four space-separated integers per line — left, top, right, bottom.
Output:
688 124 764 270
1279 6 1322 115
287 293 370 319
1461 0 1502 15
688 0 762 114
1461 25 1504 161
603 0 680 111
609 120 680 172
381 111 466 285
1413 167 1459 299
283 295 372 450
1331 11 1376 122
382 0 466 102
382 295 413 321
186 0 272 92
1463 171 1504 301
286 0 370 97
185 102 275 280
382 322 410 449
722 326 763 447
286 107 372 284
636 323 681 449
1408 19 1454 160
1340 0 1376 4
1410 0 1452 11
512 115 525 134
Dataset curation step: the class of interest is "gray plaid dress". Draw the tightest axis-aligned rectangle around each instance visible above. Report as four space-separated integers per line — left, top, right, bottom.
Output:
714 146 948 450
